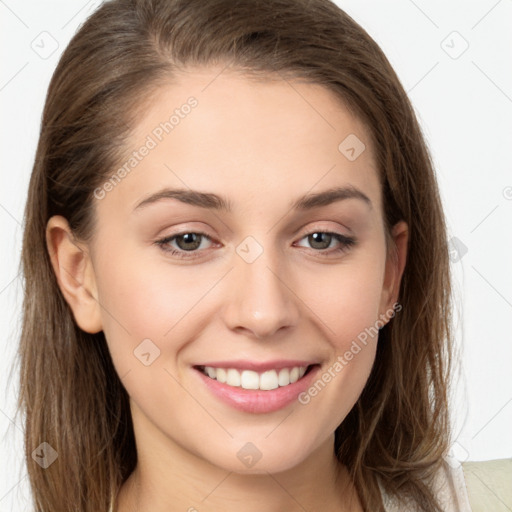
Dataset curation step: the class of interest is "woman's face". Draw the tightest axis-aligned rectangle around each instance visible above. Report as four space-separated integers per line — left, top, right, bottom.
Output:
70 66 407 474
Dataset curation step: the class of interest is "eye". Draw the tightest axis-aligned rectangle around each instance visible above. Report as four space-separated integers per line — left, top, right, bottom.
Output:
155 231 215 259
154 229 356 260
295 231 356 256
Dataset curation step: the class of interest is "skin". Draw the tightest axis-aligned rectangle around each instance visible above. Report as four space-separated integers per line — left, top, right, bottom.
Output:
47 66 408 511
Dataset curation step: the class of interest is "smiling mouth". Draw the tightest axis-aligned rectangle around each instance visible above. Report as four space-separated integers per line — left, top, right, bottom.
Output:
194 364 317 391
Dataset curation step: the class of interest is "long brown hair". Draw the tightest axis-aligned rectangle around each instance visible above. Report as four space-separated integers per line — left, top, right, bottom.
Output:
16 0 453 510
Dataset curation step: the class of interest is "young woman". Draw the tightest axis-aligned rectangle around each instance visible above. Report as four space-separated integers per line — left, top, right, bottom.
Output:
17 0 472 510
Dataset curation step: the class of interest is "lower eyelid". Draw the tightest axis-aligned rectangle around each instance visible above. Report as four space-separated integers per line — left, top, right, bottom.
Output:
156 231 214 251
297 231 354 245
155 230 355 257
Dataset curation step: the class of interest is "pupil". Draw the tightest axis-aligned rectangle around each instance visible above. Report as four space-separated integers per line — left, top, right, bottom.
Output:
310 232 331 249
178 233 201 251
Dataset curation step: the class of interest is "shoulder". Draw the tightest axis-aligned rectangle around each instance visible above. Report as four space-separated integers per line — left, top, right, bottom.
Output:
462 458 512 512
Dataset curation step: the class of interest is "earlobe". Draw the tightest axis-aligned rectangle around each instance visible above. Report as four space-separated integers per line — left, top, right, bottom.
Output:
46 215 103 334
379 220 408 320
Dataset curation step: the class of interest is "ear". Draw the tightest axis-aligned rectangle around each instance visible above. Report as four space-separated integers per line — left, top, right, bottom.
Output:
46 215 103 334
378 220 408 321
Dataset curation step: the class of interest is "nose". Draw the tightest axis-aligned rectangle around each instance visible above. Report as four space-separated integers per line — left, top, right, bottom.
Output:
221 244 300 340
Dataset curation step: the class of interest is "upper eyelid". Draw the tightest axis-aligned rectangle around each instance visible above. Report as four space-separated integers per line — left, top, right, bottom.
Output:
157 227 354 247
159 220 353 239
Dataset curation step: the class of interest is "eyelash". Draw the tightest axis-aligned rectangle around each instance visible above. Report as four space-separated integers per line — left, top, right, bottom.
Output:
154 230 356 260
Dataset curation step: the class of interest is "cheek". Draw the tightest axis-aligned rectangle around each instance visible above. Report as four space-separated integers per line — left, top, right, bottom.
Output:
92 253 207 423
94 234 386 371
92 249 196 366
297 273 382 436
88 232 387 472
92 245 238 389
304 253 386 346
295 253 385 423
299 342 377 441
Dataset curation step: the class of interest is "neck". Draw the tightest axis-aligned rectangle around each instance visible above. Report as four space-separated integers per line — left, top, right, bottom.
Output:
114 405 363 512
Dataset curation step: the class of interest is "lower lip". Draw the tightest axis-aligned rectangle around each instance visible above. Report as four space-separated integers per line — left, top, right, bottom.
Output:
193 365 321 414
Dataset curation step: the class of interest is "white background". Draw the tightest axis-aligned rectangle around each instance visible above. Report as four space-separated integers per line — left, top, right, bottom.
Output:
1 0 511 510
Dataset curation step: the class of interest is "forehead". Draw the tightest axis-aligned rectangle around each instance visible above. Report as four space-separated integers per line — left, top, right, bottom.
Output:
96 66 382 220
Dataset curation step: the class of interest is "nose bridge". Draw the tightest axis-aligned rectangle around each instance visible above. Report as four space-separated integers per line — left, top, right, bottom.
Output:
223 234 300 338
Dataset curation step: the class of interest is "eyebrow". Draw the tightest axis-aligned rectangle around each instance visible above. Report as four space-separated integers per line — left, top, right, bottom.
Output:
133 185 372 213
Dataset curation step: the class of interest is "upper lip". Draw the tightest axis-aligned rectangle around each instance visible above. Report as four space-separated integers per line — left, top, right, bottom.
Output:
194 360 318 372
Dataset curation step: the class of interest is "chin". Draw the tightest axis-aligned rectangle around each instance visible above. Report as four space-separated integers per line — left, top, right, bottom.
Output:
201 437 317 475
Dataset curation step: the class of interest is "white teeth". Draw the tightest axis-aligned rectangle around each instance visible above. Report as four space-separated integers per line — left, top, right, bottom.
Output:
260 370 279 390
240 370 259 389
216 368 227 384
278 368 290 386
201 365 309 390
226 368 241 387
